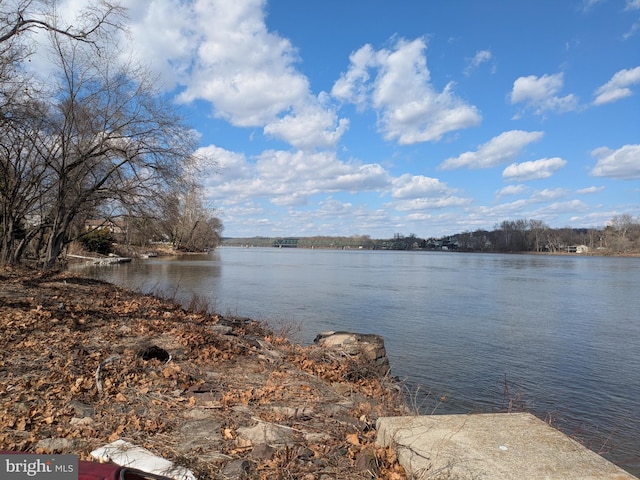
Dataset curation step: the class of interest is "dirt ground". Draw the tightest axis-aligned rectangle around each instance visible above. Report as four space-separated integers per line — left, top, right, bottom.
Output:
0 266 408 479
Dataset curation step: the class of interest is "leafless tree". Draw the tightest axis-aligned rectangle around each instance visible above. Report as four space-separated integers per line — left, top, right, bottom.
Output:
607 214 638 253
528 219 548 252
35 32 199 267
0 0 123 46
0 1 216 268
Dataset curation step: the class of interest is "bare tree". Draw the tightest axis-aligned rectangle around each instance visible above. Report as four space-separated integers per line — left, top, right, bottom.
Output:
607 214 637 253
0 0 131 266
155 176 223 252
0 0 123 45
29 30 200 267
528 219 548 252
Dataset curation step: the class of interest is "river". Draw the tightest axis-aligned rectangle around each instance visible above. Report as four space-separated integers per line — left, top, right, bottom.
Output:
74 247 640 475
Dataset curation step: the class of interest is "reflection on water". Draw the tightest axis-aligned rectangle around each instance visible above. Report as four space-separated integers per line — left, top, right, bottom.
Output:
75 248 640 475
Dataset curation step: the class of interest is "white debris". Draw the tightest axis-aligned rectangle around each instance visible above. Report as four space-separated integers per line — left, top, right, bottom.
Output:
90 439 196 480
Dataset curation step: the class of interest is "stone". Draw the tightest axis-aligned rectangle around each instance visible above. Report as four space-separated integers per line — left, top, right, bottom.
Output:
70 417 94 426
209 325 233 336
376 413 638 480
355 447 379 476
36 438 75 452
177 418 223 452
236 421 295 447
221 459 252 479
250 443 275 460
314 331 391 376
296 446 314 462
182 408 213 420
68 400 94 418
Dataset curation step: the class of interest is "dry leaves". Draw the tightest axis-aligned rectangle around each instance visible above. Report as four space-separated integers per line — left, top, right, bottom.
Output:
0 267 407 479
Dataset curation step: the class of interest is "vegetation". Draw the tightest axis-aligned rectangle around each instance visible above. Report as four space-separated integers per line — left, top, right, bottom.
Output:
79 228 113 255
224 214 640 255
0 1 222 268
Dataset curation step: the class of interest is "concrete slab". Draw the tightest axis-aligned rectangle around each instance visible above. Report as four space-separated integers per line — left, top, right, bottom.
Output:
376 413 637 480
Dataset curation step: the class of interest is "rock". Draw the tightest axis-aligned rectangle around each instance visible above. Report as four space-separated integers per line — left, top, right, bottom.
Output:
236 421 295 447
68 400 94 418
209 325 233 336
250 443 275 460
70 417 94 426
179 418 222 440
297 446 314 462
182 408 213 420
270 405 314 419
177 418 223 453
355 447 379 476
36 438 75 452
314 331 391 376
221 459 252 479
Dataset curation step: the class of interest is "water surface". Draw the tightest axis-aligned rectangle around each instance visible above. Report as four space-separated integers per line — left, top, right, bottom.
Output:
76 247 640 475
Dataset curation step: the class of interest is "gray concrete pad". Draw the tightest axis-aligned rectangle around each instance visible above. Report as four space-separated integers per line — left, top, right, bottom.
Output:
376 413 637 480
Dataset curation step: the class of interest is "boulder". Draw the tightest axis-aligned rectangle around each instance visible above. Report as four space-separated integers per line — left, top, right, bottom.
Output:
314 331 390 377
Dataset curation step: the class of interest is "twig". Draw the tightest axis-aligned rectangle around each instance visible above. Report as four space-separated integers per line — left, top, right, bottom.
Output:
95 355 121 395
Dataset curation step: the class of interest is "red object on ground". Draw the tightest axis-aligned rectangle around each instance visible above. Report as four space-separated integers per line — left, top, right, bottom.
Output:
78 460 171 480
1 451 170 480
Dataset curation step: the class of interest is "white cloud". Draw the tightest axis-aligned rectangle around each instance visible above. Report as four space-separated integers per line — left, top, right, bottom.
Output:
464 50 493 76
391 174 453 199
510 73 578 116
200 146 391 206
591 144 640 179
263 96 349 150
627 0 640 10
496 185 528 198
332 37 481 144
534 199 590 215
576 186 605 194
531 188 568 202
593 66 640 105
440 130 544 170
196 145 252 183
119 0 348 149
120 0 199 90
393 196 470 212
582 0 606 11
623 21 640 39
502 157 567 181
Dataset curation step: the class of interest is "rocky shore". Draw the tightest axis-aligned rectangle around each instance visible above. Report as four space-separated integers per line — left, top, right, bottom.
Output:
0 267 408 479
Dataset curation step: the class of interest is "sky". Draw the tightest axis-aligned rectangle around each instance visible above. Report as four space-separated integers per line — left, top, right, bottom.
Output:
45 0 640 237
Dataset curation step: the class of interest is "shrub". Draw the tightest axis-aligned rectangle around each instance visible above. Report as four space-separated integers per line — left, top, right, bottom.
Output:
80 228 114 254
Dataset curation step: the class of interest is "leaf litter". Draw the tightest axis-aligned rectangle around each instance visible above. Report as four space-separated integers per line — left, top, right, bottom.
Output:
0 266 408 479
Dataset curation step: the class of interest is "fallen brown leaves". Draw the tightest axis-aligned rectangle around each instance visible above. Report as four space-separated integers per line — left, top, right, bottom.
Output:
0 266 407 479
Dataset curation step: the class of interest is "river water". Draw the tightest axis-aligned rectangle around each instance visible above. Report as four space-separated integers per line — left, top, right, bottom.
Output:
75 247 640 475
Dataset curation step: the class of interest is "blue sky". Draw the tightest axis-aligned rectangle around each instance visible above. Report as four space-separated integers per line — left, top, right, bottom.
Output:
53 1 640 237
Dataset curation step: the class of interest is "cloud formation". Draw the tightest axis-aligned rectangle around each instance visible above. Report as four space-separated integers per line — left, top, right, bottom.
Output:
502 157 567 182
124 0 347 150
464 50 494 76
332 38 481 144
440 130 544 170
591 144 640 179
510 73 578 116
593 66 640 105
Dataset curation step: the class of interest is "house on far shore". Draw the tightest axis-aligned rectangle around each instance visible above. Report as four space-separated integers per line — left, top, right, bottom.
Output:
566 244 589 254
84 219 126 241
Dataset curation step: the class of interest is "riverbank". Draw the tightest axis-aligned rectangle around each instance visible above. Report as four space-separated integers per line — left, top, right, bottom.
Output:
0 266 408 479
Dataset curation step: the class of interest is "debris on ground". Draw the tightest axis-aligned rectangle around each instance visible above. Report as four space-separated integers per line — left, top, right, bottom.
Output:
0 266 408 479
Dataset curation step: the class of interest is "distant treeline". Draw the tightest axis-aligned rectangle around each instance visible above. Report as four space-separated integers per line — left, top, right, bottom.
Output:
223 215 640 254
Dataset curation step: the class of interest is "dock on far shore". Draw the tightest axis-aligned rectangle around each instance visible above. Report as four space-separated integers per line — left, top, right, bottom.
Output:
67 254 132 265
